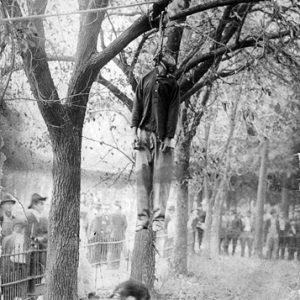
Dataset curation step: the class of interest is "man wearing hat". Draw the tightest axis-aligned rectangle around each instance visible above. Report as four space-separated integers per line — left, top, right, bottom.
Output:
25 193 48 244
131 52 180 232
108 201 128 268
0 193 16 238
264 208 280 259
2 217 28 299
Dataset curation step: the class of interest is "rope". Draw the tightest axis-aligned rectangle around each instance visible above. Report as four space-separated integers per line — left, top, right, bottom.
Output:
0 1 156 24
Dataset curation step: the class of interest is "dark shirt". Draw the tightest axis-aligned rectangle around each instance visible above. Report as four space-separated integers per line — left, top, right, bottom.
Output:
110 212 127 240
131 68 180 140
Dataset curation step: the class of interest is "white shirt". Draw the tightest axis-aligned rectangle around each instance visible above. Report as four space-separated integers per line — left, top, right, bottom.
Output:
243 217 252 232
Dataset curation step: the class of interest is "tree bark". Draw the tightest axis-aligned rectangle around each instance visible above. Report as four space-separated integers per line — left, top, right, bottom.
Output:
201 110 213 256
45 125 82 300
173 124 191 274
280 173 289 219
210 179 225 258
253 138 269 258
130 230 156 292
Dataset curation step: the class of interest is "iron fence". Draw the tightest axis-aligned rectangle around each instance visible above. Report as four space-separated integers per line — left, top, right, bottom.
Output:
1 245 46 300
1 230 299 299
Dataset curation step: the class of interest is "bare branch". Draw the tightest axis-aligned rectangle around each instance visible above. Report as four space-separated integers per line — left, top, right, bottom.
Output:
170 0 262 21
97 74 133 111
2 0 65 129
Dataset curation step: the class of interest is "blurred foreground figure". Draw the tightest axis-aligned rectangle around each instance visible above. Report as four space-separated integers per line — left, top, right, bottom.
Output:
131 52 180 232
109 280 150 300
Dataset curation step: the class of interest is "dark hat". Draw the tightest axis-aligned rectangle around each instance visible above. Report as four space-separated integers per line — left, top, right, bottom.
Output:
0 194 16 206
28 193 47 209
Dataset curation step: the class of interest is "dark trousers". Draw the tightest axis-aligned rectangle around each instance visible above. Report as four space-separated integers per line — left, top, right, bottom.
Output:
224 231 240 255
278 232 288 259
287 236 300 261
197 228 204 247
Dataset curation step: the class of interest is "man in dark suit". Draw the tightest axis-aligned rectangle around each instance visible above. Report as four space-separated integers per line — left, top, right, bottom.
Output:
25 193 48 247
25 193 48 277
88 203 111 263
108 201 128 269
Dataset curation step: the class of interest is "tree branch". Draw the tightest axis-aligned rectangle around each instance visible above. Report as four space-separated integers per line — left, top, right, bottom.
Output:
67 0 172 118
97 74 133 111
180 30 291 76
170 0 262 21
2 0 66 130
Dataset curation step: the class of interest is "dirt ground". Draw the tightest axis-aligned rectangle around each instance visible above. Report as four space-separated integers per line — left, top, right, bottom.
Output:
157 255 300 300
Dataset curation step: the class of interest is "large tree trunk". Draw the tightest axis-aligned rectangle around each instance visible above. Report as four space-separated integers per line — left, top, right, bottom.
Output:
173 133 191 274
130 230 156 292
253 138 269 258
45 125 82 300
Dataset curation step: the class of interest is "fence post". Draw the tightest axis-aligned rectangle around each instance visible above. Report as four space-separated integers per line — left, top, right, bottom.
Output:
27 239 38 295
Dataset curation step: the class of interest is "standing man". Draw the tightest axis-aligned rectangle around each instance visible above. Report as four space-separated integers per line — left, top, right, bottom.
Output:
88 203 111 263
25 193 48 277
108 201 128 269
240 211 254 257
277 212 290 259
0 193 16 238
264 208 280 259
223 210 243 255
25 193 48 247
131 52 180 232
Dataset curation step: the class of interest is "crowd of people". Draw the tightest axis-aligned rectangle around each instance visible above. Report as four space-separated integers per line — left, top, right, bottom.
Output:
80 201 128 268
0 192 48 300
217 208 300 260
0 192 128 300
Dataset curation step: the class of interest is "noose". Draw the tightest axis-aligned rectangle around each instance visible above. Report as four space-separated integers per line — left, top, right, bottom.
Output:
150 8 168 66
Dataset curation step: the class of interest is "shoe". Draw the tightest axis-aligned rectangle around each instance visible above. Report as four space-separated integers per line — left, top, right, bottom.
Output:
152 219 165 232
136 222 149 232
136 215 149 232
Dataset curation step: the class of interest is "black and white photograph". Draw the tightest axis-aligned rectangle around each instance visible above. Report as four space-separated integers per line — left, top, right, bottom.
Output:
0 0 299 299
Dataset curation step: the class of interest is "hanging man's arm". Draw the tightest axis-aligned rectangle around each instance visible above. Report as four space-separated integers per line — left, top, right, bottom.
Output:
131 80 144 147
161 79 180 152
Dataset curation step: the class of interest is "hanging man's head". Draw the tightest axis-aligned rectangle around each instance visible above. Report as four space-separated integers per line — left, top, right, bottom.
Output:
154 52 177 74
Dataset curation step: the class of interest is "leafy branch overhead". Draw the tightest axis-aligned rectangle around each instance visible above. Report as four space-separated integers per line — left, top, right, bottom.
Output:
2 0 299 117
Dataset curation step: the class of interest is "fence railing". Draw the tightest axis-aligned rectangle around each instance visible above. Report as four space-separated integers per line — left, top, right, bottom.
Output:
1 245 46 300
2 230 298 299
